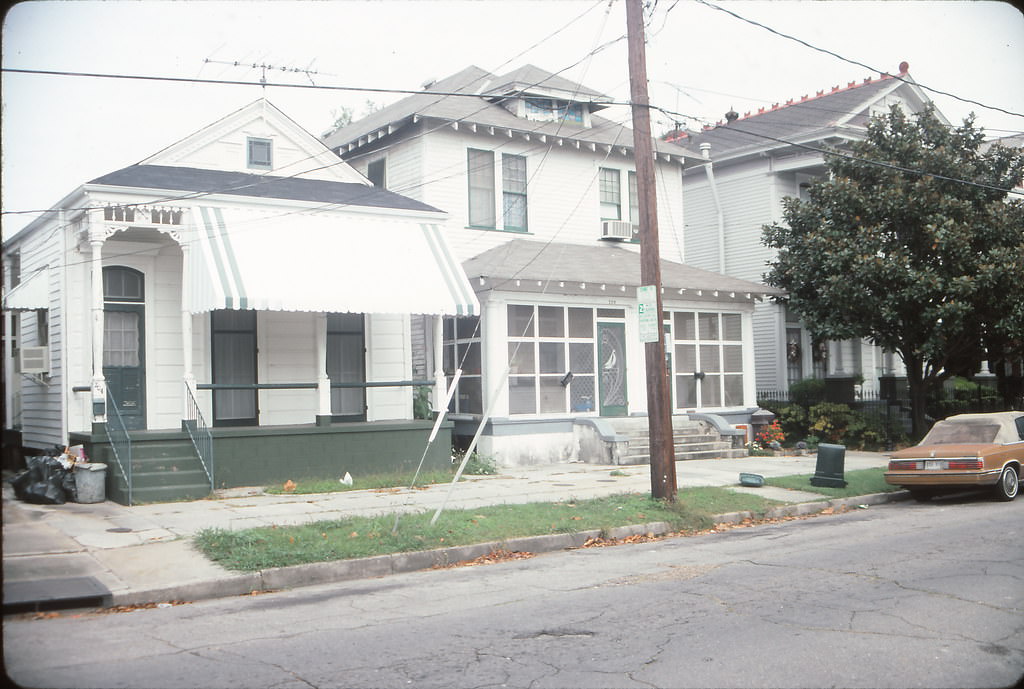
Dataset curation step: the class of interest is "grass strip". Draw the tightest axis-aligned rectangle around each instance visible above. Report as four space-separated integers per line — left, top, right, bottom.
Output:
263 470 456 495
764 467 897 498
194 488 783 571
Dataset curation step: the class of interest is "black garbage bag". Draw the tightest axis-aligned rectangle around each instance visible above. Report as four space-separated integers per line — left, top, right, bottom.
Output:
11 454 68 505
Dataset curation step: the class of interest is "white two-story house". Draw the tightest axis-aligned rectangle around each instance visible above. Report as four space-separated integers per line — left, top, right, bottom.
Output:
325 65 780 466
673 62 944 399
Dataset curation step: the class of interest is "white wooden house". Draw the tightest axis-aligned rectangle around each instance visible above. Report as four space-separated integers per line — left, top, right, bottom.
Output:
2 99 477 503
324 65 780 466
673 62 944 397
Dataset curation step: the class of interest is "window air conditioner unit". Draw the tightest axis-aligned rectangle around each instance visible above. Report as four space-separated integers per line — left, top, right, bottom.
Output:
601 220 637 241
16 346 49 374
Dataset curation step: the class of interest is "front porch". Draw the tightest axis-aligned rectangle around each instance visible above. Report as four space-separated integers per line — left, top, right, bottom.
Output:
74 419 452 505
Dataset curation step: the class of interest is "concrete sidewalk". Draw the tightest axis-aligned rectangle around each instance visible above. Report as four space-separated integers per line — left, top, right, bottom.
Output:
3 452 901 612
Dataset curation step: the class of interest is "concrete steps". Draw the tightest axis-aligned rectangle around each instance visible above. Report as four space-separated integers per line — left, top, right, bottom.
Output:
602 416 747 464
107 432 212 504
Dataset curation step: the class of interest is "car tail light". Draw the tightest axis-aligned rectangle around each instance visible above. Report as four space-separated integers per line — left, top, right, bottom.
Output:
948 459 983 470
888 460 921 470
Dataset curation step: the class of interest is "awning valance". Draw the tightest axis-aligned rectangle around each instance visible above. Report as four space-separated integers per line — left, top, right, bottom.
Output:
2 267 49 311
189 206 478 316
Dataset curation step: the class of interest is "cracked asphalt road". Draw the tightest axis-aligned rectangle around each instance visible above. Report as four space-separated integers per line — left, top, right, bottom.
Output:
5 496 1022 688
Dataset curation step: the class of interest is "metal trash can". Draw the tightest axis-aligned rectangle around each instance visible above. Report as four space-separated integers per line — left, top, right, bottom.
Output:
810 444 847 488
74 463 107 503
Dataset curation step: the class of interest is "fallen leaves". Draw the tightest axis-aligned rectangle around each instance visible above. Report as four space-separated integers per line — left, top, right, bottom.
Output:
283 480 296 493
435 549 536 569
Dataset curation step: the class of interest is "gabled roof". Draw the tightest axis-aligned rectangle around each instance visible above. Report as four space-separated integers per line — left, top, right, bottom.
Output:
671 63 936 163
463 239 781 299
324 65 700 164
87 164 441 212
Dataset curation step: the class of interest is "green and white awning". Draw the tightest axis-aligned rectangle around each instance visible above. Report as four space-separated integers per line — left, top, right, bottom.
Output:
189 206 477 316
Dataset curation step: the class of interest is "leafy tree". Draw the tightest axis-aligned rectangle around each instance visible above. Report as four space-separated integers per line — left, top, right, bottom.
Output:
763 105 1024 436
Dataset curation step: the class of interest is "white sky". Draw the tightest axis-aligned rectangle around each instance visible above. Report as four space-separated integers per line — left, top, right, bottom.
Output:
2 0 1022 240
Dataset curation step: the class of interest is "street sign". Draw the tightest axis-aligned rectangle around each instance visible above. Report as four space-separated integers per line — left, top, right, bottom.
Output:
637 285 659 342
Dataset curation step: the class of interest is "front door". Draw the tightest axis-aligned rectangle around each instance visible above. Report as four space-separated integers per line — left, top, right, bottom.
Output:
102 267 146 430
211 309 258 426
598 322 628 417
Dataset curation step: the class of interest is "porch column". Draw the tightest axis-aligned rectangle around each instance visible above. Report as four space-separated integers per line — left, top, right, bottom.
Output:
89 233 106 424
433 315 446 412
180 241 196 418
315 312 331 426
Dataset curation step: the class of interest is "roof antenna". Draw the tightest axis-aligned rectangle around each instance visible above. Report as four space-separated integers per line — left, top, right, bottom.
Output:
203 57 321 94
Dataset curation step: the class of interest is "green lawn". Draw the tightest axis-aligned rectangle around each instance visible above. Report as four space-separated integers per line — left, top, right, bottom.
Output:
765 467 897 498
194 488 784 571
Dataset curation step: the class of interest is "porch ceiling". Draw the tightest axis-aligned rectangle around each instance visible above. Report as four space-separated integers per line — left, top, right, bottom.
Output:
188 207 478 316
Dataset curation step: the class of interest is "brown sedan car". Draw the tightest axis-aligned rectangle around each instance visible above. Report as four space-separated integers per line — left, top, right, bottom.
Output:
885 411 1024 502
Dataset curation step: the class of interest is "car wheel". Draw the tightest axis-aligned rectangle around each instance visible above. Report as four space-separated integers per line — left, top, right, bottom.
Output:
993 465 1019 502
908 488 933 503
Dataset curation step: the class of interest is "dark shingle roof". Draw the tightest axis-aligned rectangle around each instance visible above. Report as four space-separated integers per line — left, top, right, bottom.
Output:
463 239 782 298
87 164 441 212
324 65 700 162
672 71 917 160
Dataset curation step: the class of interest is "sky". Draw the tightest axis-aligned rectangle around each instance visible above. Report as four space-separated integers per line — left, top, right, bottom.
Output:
2 0 1023 240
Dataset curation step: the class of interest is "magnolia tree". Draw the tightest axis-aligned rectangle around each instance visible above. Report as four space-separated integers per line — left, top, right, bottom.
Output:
763 105 1024 436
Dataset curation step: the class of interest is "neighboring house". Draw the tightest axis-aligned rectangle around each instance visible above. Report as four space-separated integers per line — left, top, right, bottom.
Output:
672 61 943 396
324 65 780 466
1 98 477 503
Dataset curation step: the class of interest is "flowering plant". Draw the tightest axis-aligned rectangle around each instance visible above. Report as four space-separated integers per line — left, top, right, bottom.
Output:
755 420 785 447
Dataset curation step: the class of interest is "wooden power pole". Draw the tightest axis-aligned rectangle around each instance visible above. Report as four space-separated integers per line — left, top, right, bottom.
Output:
626 0 677 501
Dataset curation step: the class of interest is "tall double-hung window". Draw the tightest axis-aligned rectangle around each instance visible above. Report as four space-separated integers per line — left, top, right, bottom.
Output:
599 168 621 220
502 154 528 231
467 149 496 228
672 311 744 409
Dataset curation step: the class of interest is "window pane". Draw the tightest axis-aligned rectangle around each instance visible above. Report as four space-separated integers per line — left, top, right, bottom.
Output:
468 149 495 227
507 305 534 338
456 316 480 340
674 344 696 372
698 313 719 340
538 306 564 337
674 312 696 340
502 192 527 230
701 375 721 406
443 343 456 375
571 375 596 412
723 345 743 372
599 168 621 220
722 313 742 340
596 308 625 319
458 377 482 415
538 342 565 374
723 374 744 406
457 342 481 375
700 345 721 373
509 376 537 414
508 342 535 374
539 377 565 413
502 154 526 193
675 376 697 408
628 171 639 224
567 308 593 338
569 343 594 373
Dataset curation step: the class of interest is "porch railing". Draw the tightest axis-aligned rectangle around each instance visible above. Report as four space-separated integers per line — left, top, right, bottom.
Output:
184 383 214 493
105 389 133 506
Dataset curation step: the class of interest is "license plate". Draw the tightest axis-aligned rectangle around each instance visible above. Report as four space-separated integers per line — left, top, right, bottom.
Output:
924 460 944 471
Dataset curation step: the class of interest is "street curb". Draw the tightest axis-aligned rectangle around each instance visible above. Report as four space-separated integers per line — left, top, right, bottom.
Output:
106 490 910 608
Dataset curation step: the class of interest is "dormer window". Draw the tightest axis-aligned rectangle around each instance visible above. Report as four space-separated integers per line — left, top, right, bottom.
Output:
247 137 273 170
524 98 584 125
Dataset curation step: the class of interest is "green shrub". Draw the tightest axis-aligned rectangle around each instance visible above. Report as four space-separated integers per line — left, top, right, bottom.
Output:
413 386 432 420
453 449 498 475
775 404 810 441
808 402 855 443
789 377 827 408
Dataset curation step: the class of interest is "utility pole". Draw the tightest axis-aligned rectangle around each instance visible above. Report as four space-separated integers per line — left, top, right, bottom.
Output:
626 0 677 501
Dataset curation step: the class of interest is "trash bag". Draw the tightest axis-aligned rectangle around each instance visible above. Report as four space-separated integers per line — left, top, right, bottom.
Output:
11 454 68 505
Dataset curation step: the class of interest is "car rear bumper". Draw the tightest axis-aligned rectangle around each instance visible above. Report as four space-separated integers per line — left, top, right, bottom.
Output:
884 469 1002 487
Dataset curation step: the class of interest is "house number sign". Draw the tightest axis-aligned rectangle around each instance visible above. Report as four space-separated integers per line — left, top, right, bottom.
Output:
637 285 659 343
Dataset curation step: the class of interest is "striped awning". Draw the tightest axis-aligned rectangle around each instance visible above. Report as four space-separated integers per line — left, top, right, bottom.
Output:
2 267 49 311
189 206 477 316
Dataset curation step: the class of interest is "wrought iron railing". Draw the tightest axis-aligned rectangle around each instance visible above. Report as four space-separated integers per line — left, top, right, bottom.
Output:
105 389 133 506
184 383 214 493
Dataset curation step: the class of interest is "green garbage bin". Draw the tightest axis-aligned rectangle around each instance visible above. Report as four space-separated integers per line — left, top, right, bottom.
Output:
810 444 847 488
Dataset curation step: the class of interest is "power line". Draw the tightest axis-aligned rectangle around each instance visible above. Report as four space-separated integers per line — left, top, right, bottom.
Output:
693 0 1024 120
